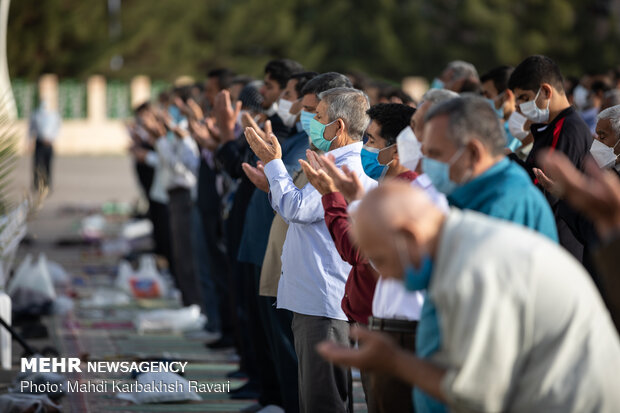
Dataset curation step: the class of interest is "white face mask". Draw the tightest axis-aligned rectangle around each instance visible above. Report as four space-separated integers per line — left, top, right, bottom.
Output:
396 126 422 171
507 111 529 141
277 98 298 128
519 87 550 123
590 138 619 169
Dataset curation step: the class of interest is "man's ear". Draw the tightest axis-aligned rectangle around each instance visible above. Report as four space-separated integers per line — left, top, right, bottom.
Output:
467 139 484 165
541 83 553 100
504 88 515 103
336 118 345 136
396 225 420 263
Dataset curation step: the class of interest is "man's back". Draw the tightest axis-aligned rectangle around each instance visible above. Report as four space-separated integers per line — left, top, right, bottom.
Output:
431 210 620 413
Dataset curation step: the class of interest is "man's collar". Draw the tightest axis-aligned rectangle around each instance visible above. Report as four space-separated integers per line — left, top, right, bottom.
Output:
533 106 573 133
329 141 362 161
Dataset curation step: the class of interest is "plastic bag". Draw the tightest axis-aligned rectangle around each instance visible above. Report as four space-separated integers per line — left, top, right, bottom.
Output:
46 257 70 292
121 219 153 240
114 260 134 293
135 305 205 334
80 214 106 239
115 255 167 299
116 371 201 404
7 254 56 314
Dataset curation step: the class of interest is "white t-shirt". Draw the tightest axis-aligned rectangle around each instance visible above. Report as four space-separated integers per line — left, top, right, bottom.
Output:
372 277 423 320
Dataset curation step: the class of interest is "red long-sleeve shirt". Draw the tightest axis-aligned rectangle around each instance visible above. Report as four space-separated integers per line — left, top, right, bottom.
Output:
322 191 376 324
321 170 418 324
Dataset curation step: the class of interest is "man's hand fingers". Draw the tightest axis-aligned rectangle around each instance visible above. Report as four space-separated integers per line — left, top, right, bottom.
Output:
316 341 361 368
268 132 279 148
244 112 259 129
241 162 255 175
214 91 225 110
244 127 269 153
321 155 346 182
222 90 231 108
234 100 242 119
317 170 334 186
265 119 272 137
299 159 318 178
540 152 586 193
307 150 322 170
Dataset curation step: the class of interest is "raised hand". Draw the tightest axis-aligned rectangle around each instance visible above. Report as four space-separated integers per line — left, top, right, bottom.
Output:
242 114 272 142
299 158 337 196
173 96 194 120
540 152 620 240
242 161 269 193
141 111 166 138
186 98 204 120
189 119 218 151
306 149 323 171
244 127 282 164
319 153 366 203
214 90 242 143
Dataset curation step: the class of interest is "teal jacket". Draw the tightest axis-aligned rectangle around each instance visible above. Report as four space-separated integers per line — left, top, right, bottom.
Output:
414 158 558 413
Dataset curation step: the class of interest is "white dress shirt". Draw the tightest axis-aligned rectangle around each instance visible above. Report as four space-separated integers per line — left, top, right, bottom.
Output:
371 173 449 320
264 141 376 320
154 134 200 199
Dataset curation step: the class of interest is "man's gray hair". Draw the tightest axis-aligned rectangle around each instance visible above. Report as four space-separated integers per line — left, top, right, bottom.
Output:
420 89 459 106
447 60 479 82
318 87 370 140
424 96 506 156
603 90 620 109
597 104 620 138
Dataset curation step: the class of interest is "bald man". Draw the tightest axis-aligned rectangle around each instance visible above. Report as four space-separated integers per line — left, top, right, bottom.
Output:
318 182 620 413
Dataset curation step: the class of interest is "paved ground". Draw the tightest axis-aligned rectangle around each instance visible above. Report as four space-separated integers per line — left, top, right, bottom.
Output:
8 154 139 241
3 155 369 412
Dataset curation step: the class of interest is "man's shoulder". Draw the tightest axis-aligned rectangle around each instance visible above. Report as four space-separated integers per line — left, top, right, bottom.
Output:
561 110 592 140
435 211 561 291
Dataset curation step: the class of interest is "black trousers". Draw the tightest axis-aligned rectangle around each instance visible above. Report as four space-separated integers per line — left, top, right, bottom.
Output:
149 200 174 274
167 187 204 308
33 139 53 190
258 288 300 412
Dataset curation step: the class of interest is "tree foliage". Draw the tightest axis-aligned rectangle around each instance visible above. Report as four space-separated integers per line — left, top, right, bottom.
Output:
7 0 620 82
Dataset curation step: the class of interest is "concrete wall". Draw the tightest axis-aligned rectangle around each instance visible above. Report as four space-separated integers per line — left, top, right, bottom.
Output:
19 73 428 155
17 74 152 155
15 119 129 155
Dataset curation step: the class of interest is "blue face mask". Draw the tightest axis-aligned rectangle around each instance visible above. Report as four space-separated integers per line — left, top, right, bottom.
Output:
485 95 504 119
309 118 338 152
421 148 466 195
361 146 388 180
404 255 434 291
430 78 444 90
300 110 314 136
396 236 433 291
